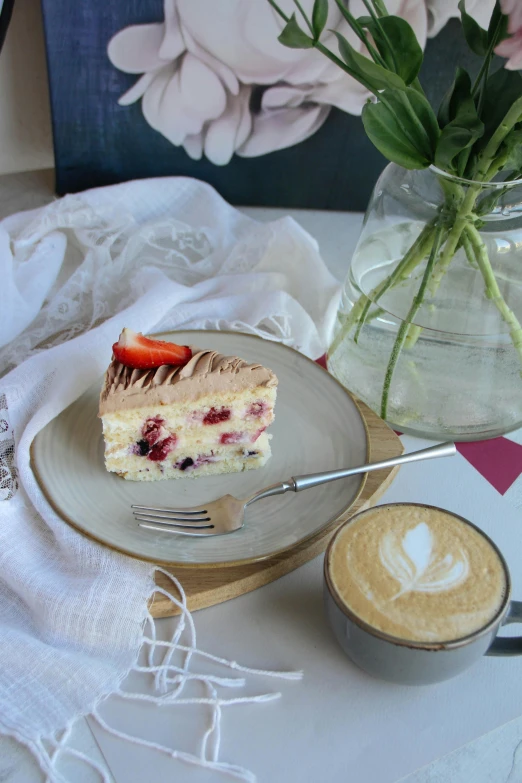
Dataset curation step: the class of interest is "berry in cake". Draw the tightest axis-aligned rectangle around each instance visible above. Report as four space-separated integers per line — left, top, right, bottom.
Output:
99 329 277 481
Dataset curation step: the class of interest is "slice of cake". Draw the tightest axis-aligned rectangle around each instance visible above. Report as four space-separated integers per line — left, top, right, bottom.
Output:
99 329 277 481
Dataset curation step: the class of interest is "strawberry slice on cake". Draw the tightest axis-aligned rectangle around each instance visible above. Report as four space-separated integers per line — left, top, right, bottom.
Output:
99 329 277 481
112 329 192 369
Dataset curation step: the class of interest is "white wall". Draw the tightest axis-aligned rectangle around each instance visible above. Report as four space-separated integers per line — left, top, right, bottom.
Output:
0 0 54 174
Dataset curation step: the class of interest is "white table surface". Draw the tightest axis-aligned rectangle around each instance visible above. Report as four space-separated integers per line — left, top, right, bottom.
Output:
1 169 522 783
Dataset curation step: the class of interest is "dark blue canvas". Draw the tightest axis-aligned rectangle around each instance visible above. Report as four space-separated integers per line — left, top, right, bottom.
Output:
40 3 478 210
0 0 15 53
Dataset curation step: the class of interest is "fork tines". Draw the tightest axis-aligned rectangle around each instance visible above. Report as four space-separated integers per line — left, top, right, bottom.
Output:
131 504 212 529
132 504 208 515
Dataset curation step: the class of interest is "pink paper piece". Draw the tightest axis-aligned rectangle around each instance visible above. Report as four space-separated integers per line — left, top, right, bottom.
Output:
456 438 522 495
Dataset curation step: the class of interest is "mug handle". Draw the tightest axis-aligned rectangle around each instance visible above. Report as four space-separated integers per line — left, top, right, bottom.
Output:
486 601 522 656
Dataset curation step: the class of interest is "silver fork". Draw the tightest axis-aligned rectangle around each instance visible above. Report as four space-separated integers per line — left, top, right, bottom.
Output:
132 441 456 537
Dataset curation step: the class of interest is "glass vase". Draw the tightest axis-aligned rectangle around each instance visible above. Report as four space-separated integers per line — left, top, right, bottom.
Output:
327 163 522 441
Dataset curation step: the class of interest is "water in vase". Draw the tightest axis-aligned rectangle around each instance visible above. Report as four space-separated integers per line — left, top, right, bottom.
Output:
327 220 522 440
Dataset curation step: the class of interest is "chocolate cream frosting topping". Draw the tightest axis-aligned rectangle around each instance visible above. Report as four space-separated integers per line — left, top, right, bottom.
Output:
99 346 277 415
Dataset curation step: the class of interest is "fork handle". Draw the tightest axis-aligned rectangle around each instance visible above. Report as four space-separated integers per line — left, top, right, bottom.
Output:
245 442 456 505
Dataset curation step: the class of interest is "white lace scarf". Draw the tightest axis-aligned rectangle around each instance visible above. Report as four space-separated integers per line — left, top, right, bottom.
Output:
0 177 338 781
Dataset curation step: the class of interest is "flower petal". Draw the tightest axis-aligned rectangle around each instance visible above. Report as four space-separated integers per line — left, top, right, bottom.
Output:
237 104 330 158
501 0 522 33
262 86 309 110
262 77 370 117
235 87 254 148
309 76 370 115
204 86 252 165
159 0 186 60
141 64 175 131
108 24 168 74
142 64 187 145
182 25 239 95
204 117 238 167
154 62 213 142
178 53 227 127
177 0 336 85
496 31 522 70
118 71 157 106
183 133 204 160
141 55 228 146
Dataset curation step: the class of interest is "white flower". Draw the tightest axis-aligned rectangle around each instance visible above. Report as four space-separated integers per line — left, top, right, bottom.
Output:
108 3 235 163
107 0 483 166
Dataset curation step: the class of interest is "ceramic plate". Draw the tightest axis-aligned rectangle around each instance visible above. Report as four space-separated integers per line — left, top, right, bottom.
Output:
31 332 368 567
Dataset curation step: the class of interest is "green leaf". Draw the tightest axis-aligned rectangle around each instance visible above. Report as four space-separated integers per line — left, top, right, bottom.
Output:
480 68 522 144
378 17 423 84
487 0 509 47
436 67 484 176
332 3 386 66
500 129 522 171
396 86 440 159
358 15 423 85
435 127 478 174
362 87 439 169
475 189 503 217
458 0 488 56
362 99 430 169
437 68 473 128
372 0 389 17
278 13 314 48
435 101 484 174
312 0 328 39
332 31 406 92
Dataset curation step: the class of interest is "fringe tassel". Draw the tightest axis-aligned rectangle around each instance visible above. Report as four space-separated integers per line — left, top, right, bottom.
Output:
16 568 304 783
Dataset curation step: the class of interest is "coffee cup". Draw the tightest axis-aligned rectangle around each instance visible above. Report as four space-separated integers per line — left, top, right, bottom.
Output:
324 503 522 685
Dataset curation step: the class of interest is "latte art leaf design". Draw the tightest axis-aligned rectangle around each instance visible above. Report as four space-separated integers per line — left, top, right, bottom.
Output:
379 522 469 601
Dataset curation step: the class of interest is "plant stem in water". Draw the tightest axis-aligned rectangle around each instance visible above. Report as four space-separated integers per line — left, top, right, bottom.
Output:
329 222 436 358
465 224 522 367
404 183 479 348
352 223 435 343
380 224 445 419
460 230 477 268
428 186 479 291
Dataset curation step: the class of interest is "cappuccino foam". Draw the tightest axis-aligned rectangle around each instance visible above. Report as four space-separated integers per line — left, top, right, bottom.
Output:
328 504 507 643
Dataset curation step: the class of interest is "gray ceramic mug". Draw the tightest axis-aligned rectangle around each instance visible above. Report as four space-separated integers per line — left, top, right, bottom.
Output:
324 504 522 685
